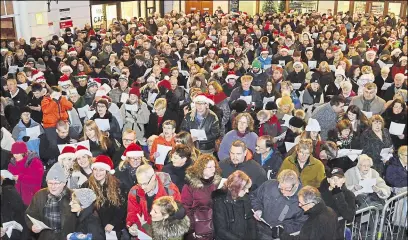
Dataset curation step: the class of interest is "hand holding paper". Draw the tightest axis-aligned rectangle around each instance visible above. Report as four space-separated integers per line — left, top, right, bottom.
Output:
356 178 376 195
95 119 110 131
27 214 51 230
190 129 207 141
389 122 405 136
26 125 41 140
155 145 173 165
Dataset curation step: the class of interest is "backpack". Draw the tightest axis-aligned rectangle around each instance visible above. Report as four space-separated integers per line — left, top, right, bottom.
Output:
130 172 175 202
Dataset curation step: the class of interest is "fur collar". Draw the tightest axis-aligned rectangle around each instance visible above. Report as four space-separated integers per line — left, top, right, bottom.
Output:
151 216 190 240
185 171 222 189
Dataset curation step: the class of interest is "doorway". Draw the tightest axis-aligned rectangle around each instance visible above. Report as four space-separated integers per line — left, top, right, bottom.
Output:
185 1 213 14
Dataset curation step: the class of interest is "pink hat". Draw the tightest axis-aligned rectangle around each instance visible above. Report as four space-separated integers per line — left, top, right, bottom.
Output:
92 155 115 174
122 143 144 160
75 145 92 158
11 141 28 155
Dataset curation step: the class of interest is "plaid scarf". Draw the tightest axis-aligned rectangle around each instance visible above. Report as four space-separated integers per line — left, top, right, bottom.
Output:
43 188 67 231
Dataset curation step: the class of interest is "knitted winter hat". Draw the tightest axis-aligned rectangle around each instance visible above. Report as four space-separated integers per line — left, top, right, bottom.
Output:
278 95 293 107
157 79 172 91
293 62 304 69
73 188 96 209
129 87 140 98
58 146 76 162
305 118 321 132
289 116 304 128
11 141 28 155
92 155 115 174
122 143 144 160
264 101 278 110
75 145 92 158
252 59 262 69
231 99 248 112
46 162 67 183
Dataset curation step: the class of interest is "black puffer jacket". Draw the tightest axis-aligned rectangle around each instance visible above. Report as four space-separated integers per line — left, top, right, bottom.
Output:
181 109 220 151
212 189 257 240
74 204 106 240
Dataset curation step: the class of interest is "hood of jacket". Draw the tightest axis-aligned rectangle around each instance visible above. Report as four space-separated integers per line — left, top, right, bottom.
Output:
10 150 39 167
152 215 190 240
185 170 222 189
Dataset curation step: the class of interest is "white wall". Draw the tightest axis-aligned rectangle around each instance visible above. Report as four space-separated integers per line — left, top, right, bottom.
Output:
214 1 229 14
14 1 91 41
317 1 335 15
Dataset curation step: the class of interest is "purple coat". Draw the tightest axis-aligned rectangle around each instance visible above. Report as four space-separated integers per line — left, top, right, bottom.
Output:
8 151 44 205
385 156 408 188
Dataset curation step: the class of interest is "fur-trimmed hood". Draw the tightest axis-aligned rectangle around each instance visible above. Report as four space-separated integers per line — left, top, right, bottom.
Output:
185 171 222 189
151 215 190 240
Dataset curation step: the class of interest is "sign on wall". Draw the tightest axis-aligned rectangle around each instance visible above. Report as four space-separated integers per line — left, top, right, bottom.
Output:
59 8 73 29
91 4 106 29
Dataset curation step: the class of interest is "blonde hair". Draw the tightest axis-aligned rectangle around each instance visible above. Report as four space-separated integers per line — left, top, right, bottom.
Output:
369 114 385 129
83 120 110 150
318 61 330 72
154 98 167 109
398 145 407 157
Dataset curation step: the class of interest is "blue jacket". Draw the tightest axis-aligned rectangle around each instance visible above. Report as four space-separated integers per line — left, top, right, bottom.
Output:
256 56 272 69
385 156 408 188
12 119 44 155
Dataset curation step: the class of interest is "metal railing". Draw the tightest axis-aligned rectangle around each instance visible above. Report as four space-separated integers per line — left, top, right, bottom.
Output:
377 191 408 240
342 205 380 240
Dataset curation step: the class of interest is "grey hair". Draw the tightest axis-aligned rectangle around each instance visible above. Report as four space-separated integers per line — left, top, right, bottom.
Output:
298 186 321 204
357 154 373 166
277 169 299 186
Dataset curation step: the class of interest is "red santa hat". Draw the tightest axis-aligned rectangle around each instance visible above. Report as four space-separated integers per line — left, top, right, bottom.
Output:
194 93 214 105
273 30 279 34
121 143 144 160
67 47 77 55
60 65 73 73
99 29 107 36
58 146 76 162
261 48 269 54
332 46 341 53
225 70 239 82
75 145 92 158
208 48 216 54
221 46 229 51
205 37 213 44
92 155 115 174
366 48 376 55
280 46 289 52
31 69 45 83
213 64 224 73
58 74 72 87
279 33 285 38
89 77 102 87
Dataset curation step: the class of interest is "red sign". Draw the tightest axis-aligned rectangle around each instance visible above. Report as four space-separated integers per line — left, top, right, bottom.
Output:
60 20 73 29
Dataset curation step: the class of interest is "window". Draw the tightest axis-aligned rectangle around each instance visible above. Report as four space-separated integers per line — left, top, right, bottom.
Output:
354 2 366 14
337 2 350 14
121 2 139 20
239 1 257 16
388 3 401 18
371 2 384 17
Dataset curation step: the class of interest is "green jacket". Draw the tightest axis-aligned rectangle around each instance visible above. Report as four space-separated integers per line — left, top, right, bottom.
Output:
279 153 325 188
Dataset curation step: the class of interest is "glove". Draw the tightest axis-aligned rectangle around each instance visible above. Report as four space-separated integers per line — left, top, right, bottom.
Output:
332 187 342 195
22 136 30 142
271 225 284 239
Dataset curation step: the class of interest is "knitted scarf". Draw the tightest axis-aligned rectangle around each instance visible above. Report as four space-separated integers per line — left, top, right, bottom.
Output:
44 188 68 231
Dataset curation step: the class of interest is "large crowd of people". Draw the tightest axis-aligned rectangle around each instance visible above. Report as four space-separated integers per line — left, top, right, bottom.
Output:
0 6 407 240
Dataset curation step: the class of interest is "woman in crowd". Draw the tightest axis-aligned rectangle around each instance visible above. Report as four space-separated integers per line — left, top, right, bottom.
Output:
7 141 44 206
182 154 222 240
360 115 394 175
218 113 258 161
381 99 407 149
72 145 93 188
207 81 230 136
212 170 257 240
82 155 127 239
261 78 281 106
295 118 322 158
90 96 122 142
317 61 334 91
174 131 200 162
82 120 115 158
385 145 407 192
328 119 361 150
342 105 370 137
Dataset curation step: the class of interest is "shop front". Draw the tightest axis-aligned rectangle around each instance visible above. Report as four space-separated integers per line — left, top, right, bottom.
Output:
90 0 164 30
1 0 17 41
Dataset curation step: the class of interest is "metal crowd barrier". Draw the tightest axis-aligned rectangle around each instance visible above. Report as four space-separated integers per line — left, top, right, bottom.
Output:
377 191 408 240
343 205 380 240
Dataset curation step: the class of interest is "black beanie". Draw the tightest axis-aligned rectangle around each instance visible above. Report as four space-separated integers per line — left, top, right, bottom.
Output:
289 116 304 128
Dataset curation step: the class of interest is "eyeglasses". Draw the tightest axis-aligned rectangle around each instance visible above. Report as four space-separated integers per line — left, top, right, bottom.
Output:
278 184 295 193
298 151 310 156
299 201 313 208
122 138 135 143
139 174 155 187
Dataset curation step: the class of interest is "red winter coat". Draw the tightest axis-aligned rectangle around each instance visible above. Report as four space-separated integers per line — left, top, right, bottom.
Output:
8 151 44 206
126 172 181 230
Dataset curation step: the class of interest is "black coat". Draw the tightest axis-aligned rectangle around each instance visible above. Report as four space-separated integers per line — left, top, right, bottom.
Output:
145 109 180 138
282 201 338 240
253 150 284 180
212 189 257 240
88 138 116 159
383 83 407 102
382 108 407 150
27 94 43 124
162 158 193 192
75 205 105 240
114 164 138 197
90 111 122 142
1 179 30 240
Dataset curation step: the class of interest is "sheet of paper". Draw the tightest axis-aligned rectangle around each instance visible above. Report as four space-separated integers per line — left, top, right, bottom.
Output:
329 65 336 72
288 49 294 56
105 230 118 240
285 142 296 152
381 82 392 90
27 214 51 230
101 83 112 94
343 106 348 112
377 60 385 68
263 64 272 69
125 104 138 112
86 110 96 119
312 32 318 39
292 83 302 90
348 59 353 65
1 170 14 180
357 178 376 194
155 144 173 165
361 111 372 119
389 122 405 136
58 140 90 153
380 147 393 161
8 65 18 74
278 60 286 67
190 129 207 141
239 96 252 105
218 178 228 189
95 119 110 131
2 221 23 238
120 92 129 103
308 61 317 69
386 63 394 68
340 44 347 52
282 114 293 127
137 230 152 240
263 96 275 105
337 149 362 161
147 92 158 104
26 125 41 140
77 105 90 118
18 83 28 90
